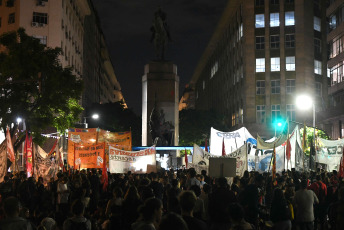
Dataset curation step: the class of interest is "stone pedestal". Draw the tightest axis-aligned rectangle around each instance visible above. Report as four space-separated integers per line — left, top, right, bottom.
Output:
142 61 179 146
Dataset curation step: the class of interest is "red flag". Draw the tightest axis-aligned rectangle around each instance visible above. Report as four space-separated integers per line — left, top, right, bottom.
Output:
339 147 344 178
24 132 33 177
48 140 58 156
184 148 188 168
6 127 15 163
205 139 208 152
272 144 276 185
286 136 291 161
102 142 108 191
222 138 226 156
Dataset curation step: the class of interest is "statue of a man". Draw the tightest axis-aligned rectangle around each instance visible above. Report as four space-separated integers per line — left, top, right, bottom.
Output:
150 7 171 60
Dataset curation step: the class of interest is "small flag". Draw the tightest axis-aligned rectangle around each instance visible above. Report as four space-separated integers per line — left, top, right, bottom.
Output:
48 140 58 156
102 142 108 191
6 127 15 163
205 139 208 152
286 135 291 161
24 132 33 177
184 148 188 168
222 138 226 156
272 144 276 185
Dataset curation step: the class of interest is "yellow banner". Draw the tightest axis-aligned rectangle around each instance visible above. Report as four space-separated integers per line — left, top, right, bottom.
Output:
74 143 105 169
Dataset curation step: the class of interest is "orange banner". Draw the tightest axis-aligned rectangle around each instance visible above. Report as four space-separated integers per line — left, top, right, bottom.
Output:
74 143 105 169
68 128 131 167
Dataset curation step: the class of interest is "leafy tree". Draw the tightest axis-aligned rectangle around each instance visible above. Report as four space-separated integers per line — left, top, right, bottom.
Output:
0 29 83 145
300 126 329 155
86 101 141 146
179 109 227 146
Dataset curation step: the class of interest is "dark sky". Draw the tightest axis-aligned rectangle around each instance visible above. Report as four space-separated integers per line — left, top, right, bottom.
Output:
91 0 228 114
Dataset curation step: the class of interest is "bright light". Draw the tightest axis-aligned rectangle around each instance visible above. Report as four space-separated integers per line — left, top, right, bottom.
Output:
296 95 313 111
16 117 22 123
92 114 99 119
277 122 282 127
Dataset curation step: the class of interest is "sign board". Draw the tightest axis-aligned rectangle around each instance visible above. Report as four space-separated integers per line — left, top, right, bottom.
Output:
209 157 236 178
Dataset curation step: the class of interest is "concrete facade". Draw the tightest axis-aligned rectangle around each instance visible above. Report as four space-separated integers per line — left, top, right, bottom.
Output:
187 0 328 139
142 61 179 146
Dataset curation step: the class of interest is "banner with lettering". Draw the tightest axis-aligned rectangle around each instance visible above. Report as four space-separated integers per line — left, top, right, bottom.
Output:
74 143 105 169
317 138 344 171
109 146 156 173
34 144 59 184
68 128 131 167
228 145 247 177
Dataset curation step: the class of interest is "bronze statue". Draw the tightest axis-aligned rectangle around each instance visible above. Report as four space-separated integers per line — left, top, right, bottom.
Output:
150 7 171 60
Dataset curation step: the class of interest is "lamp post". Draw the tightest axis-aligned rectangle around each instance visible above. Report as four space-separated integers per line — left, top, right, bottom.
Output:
83 114 99 128
296 95 316 171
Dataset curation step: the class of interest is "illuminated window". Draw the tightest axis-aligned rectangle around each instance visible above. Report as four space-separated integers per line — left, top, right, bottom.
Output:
286 56 295 71
270 13 280 27
314 16 321 32
271 57 280 72
314 60 322 75
256 14 265 28
256 58 265 72
285 11 295 26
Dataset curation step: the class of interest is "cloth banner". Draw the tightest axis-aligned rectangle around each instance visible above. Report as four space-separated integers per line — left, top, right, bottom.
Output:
316 138 344 171
68 128 131 167
6 127 15 163
228 145 248 177
74 143 105 169
25 134 33 177
210 127 256 156
257 133 288 150
254 125 302 172
34 144 59 184
109 146 156 173
0 141 7 183
192 144 211 166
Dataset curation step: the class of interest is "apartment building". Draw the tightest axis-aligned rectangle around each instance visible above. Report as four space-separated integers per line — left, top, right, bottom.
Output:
188 0 328 138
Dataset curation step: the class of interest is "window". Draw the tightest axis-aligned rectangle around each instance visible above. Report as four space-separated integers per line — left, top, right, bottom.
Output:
33 12 48 24
256 0 264 6
286 56 295 71
314 16 321 32
270 35 280 49
239 23 243 38
315 82 322 97
271 58 280 72
271 105 281 122
286 79 295 94
8 13 15 24
270 0 279 4
256 105 266 124
32 35 47 45
210 62 218 79
203 80 205 90
270 13 280 27
256 36 265 49
256 80 265 95
255 14 265 28
256 58 265 72
6 0 14 7
314 60 322 74
285 11 295 26
314 38 321 53
331 64 344 85
271 80 280 94
329 15 336 30
285 34 295 48
286 104 296 121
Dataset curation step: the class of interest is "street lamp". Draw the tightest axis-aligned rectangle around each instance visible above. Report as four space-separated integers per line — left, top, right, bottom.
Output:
83 114 99 128
296 94 316 170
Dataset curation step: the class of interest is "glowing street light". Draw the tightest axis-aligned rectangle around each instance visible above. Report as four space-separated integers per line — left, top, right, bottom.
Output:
83 113 99 128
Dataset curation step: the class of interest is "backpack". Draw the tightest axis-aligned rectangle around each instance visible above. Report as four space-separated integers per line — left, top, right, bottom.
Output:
70 219 89 230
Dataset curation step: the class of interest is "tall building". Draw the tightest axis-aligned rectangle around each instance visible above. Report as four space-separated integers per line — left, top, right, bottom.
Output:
319 0 344 139
187 0 328 138
0 0 125 110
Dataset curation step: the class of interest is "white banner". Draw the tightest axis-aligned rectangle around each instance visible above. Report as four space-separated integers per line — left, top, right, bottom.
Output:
228 145 247 177
109 146 156 173
192 144 210 166
317 138 344 171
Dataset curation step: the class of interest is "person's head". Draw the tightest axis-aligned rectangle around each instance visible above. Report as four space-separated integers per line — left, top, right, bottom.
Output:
201 170 207 177
228 203 245 223
179 190 196 213
19 206 30 219
71 199 85 216
217 177 228 188
301 179 308 189
125 185 140 201
272 188 285 201
202 183 211 194
159 212 189 230
233 176 240 185
255 174 265 187
171 179 180 188
190 185 201 197
188 169 196 178
138 197 163 223
41 217 57 230
113 186 123 199
3 196 20 218
316 174 321 181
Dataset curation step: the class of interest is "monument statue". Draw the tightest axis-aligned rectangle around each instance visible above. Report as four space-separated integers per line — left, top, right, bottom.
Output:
150 7 171 60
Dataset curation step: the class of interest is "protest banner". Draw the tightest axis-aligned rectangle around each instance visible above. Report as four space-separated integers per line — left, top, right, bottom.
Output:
109 146 156 173
74 143 105 169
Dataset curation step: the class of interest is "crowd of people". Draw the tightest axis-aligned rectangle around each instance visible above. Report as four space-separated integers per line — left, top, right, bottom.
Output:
0 167 343 230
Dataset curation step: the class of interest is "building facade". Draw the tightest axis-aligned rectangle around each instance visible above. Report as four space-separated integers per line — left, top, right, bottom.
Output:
0 0 125 110
318 0 344 139
188 0 328 138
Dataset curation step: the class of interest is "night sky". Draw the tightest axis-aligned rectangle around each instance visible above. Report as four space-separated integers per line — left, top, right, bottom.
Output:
91 0 228 114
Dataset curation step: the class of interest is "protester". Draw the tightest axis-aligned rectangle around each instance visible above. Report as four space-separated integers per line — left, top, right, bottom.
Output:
131 197 163 230
63 199 91 230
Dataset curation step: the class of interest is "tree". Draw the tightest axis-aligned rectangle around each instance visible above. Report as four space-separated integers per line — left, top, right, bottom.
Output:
86 101 141 146
179 109 227 146
300 126 329 155
0 29 83 145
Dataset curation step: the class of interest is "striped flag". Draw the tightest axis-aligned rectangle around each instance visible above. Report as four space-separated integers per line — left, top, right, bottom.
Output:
272 144 276 185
